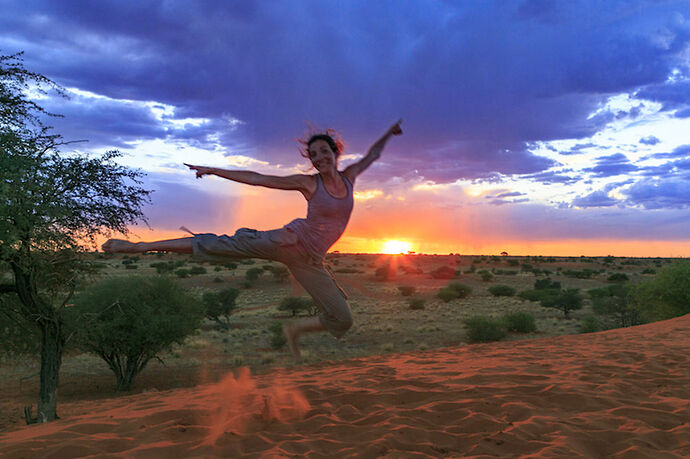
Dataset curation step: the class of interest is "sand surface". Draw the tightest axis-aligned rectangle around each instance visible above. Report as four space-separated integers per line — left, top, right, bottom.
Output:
1 315 688 458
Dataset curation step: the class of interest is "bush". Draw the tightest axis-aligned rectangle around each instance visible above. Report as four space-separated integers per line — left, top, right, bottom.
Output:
518 288 559 303
502 311 536 333
375 264 396 281
335 267 363 274
430 265 456 279
488 285 516 297
266 265 290 283
124 264 138 270
580 316 601 334
562 269 596 279
189 266 207 276
278 297 317 316
175 268 190 278
446 282 472 298
202 287 240 329
437 288 459 302
398 285 416 296
542 288 583 318
245 267 264 281
629 261 690 322
640 268 656 275
223 262 238 271
464 316 507 343
534 278 561 290
268 322 286 349
478 270 494 282
68 276 203 391
607 273 629 282
588 285 640 328
408 297 426 310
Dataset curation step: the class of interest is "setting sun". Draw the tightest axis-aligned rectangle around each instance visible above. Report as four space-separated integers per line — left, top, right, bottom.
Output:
381 240 413 254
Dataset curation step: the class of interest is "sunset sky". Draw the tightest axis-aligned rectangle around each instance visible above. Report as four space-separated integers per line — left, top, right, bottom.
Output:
3 1 690 256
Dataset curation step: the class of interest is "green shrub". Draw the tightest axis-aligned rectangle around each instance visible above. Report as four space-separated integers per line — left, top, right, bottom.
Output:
335 267 363 274
542 288 583 318
588 284 640 328
266 265 290 283
278 297 317 316
437 288 458 302
488 285 516 297
430 265 456 279
464 316 507 343
408 297 426 310
124 264 138 270
502 311 536 333
202 287 240 329
175 268 190 278
245 267 264 281
507 259 520 267
68 276 203 391
446 282 472 298
239 259 255 265
518 288 558 302
562 269 596 279
580 316 601 333
268 322 287 349
607 273 628 282
641 268 656 275
398 285 416 296
223 262 238 271
629 261 690 322
534 278 561 290
478 270 494 282
188 266 207 275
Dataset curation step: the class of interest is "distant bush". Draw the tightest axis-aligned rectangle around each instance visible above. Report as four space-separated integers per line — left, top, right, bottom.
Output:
534 278 561 290
68 276 203 391
542 288 583 318
265 265 290 283
223 262 238 271
430 265 456 279
447 282 472 298
629 261 690 322
279 297 317 316
464 316 507 343
494 269 518 275
607 273 628 282
488 285 516 297
335 267 363 274
268 322 286 350
478 270 494 282
640 268 656 275
562 269 596 279
239 259 255 265
175 268 190 278
245 267 264 281
202 287 240 329
189 266 207 276
437 288 458 303
375 264 396 281
124 264 138 270
518 288 559 303
507 259 520 267
580 316 601 334
465 265 476 274
408 297 426 310
398 285 416 296
502 311 536 333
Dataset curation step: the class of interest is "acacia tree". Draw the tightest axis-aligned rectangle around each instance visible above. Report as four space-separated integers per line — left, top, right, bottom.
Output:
0 53 151 422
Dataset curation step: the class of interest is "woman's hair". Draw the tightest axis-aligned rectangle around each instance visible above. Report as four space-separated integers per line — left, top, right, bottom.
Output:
298 127 345 161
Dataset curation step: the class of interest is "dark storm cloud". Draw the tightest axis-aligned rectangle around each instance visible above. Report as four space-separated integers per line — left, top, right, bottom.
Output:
648 144 690 159
583 153 639 177
639 135 660 145
635 80 690 110
2 0 689 183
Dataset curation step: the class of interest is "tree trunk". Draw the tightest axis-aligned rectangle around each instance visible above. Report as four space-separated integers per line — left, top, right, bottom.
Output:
37 318 64 422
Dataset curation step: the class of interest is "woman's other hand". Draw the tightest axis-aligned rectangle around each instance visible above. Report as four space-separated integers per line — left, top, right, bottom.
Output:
184 163 213 179
388 119 403 136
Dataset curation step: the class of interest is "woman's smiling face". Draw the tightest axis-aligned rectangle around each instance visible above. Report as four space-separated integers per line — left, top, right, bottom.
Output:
308 139 337 171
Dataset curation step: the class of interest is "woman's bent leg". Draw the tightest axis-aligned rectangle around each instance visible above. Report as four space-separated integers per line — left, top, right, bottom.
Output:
102 237 193 254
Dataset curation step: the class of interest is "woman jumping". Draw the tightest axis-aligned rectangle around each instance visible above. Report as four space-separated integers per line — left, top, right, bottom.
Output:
103 120 403 358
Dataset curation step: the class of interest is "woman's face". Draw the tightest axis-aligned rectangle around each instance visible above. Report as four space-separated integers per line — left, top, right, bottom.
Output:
308 139 337 171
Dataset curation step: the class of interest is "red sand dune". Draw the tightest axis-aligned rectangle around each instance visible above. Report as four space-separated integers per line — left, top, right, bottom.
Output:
1 315 689 458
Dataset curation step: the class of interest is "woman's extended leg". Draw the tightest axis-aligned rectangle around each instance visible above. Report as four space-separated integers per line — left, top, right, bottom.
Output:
102 237 193 254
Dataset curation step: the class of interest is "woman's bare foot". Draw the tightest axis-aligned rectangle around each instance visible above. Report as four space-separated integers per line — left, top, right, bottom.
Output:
282 324 301 359
102 239 141 253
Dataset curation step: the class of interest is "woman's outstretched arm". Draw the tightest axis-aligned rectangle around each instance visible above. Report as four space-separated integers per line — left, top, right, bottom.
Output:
343 119 403 182
184 164 313 194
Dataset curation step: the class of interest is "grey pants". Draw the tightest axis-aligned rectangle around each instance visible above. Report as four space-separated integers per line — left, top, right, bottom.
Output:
192 227 353 338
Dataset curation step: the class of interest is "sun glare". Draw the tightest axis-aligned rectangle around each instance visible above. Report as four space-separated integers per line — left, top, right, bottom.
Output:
381 240 413 254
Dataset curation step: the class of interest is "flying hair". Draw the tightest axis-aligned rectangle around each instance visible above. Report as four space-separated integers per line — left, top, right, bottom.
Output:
297 122 346 161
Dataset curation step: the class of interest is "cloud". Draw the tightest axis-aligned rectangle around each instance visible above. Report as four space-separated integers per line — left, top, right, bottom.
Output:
649 144 690 159
583 153 639 177
639 135 660 145
624 179 690 209
572 190 619 208
3 0 688 182
520 170 581 184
